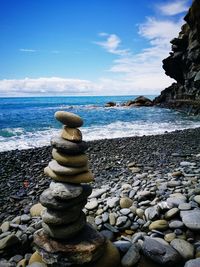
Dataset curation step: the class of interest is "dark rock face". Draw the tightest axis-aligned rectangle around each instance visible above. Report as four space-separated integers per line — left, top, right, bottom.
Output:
154 0 200 115
125 96 153 107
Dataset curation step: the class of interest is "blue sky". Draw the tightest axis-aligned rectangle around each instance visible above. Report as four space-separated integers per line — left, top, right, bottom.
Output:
0 0 192 96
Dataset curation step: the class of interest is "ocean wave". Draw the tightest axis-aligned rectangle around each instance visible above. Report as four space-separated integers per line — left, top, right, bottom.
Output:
1 120 200 152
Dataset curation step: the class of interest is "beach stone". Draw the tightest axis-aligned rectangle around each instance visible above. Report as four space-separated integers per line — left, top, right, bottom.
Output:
120 208 131 215
89 188 108 199
193 195 200 205
44 166 94 183
164 233 176 242
61 126 82 142
0 234 19 250
55 111 83 128
49 181 83 200
114 240 132 254
51 137 87 155
184 258 200 267
142 237 181 265
149 220 168 231
167 193 187 207
120 197 133 208
49 160 88 175
165 208 179 219
169 220 184 229
145 206 160 220
130 167 141 173
180 161 193 167
121 243 140 267
0 221 10 233
109 213 116 225
41 206 82 225
17 259 26 267
30 203 45 217
40 185 91 210
52 149 88 167
172 171 182 177
87 240 121 267
180 210 200 230
21 214 31 223
34 223 105 265
42 212 86 239
85 199 98 210
27 264 47 267
179 203 192 210
107 197 119 208
170 239 194 260
28 251 44 265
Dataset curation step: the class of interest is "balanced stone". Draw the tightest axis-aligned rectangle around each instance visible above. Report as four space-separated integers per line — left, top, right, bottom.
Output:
55 111 83 128
34 223 105 265
49 181 83 199
48 160 88 175
51 137 87 155
42 212 86 239
40 185 92 210
61 126 82 142
52 148 88 167
41 207 82 225
44 166 94 183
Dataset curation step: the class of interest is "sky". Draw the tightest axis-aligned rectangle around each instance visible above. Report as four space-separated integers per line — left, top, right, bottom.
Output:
0 0 192 96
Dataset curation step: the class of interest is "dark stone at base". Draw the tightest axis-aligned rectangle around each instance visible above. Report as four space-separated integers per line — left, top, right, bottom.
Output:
34 223 106 266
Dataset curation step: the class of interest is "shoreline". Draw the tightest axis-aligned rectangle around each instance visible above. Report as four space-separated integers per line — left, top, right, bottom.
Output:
1 126 200 221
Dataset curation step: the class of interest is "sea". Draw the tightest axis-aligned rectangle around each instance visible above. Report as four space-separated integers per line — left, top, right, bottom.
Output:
0 95 200 152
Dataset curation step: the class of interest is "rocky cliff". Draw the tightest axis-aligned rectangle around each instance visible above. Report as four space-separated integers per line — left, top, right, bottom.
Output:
154 0 200 115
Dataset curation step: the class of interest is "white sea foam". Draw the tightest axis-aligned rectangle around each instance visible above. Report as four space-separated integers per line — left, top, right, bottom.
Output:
1 120 200 152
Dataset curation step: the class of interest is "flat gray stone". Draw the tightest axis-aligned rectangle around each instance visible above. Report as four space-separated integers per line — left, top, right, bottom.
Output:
51 137 87 155
49 160 88 175
180 210 200 230
49 181 83 200
40 185 92 210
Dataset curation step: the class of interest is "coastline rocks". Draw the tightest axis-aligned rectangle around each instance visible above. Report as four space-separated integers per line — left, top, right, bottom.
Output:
54 111 83 128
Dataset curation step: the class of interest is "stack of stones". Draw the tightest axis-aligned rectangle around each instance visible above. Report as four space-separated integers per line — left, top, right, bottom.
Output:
34 111 120 267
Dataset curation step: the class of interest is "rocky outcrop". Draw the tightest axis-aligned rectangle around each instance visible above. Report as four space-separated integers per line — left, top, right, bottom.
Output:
154 0 200 115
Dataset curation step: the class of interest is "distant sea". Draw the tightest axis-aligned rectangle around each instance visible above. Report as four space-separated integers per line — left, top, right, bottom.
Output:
0 95 200 152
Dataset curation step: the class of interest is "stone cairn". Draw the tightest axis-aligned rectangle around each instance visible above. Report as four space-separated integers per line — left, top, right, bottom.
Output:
33 111 120 267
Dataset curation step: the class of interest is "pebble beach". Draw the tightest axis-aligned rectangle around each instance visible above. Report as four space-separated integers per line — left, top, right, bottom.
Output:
1 127 200 266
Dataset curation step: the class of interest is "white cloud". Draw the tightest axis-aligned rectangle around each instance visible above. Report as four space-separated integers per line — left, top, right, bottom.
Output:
19 48 36 52
157 0 190 16
95 33 129 56
0 77 99 96
2 1 189 96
